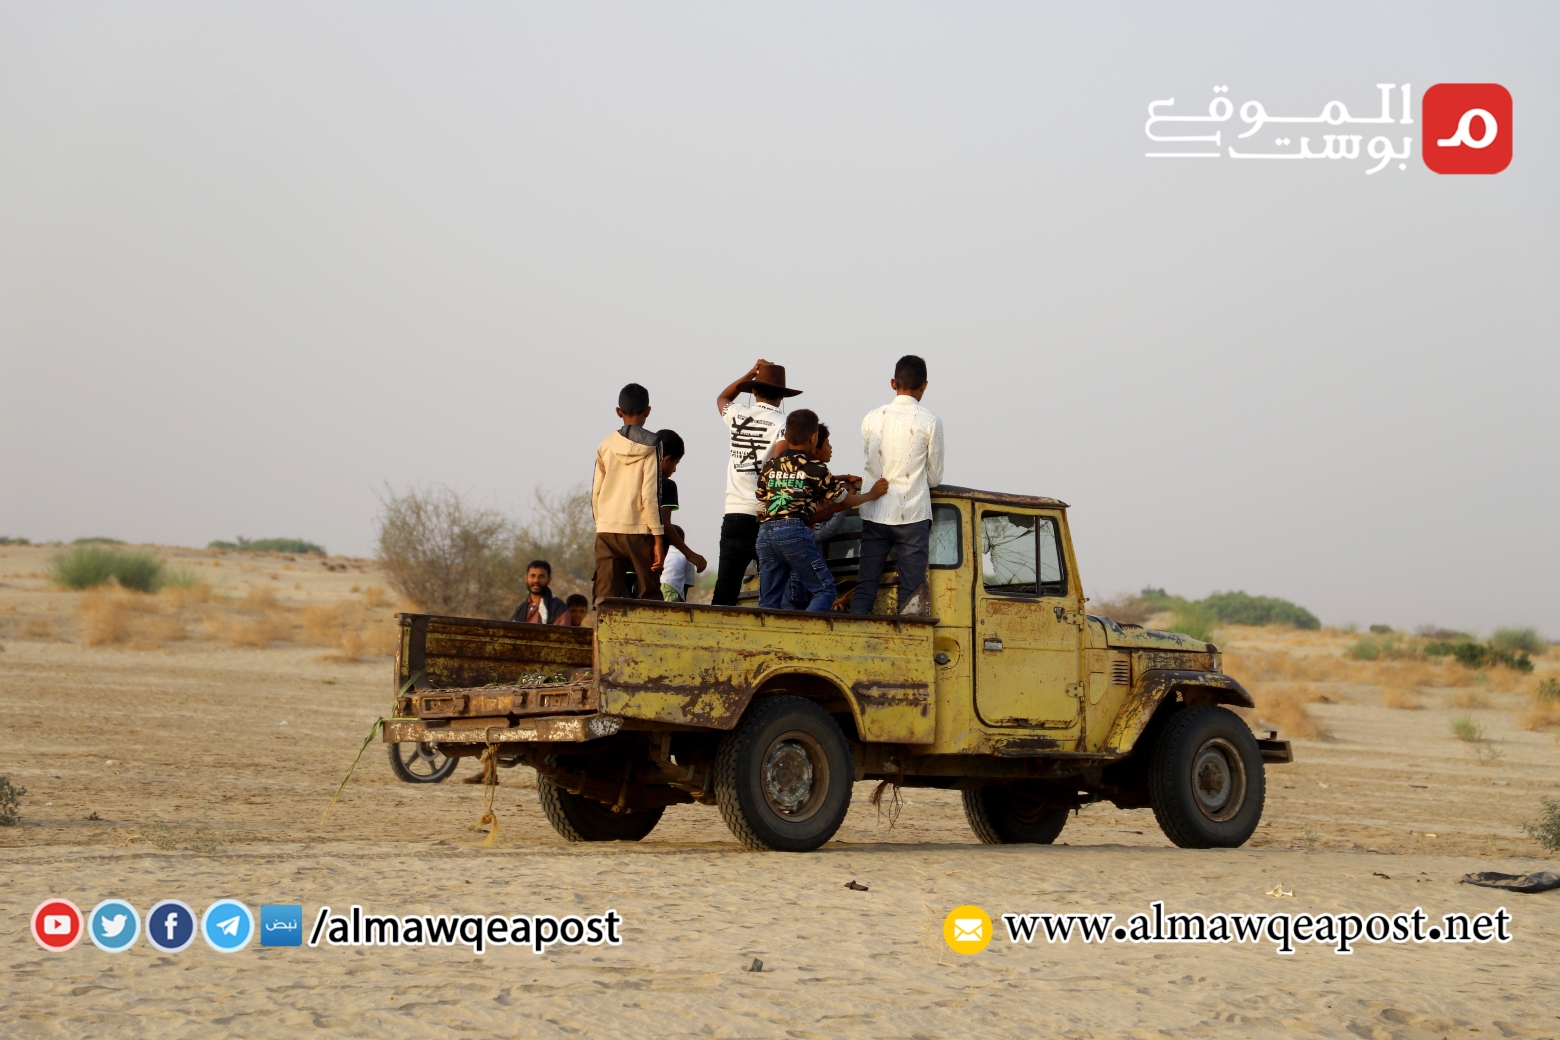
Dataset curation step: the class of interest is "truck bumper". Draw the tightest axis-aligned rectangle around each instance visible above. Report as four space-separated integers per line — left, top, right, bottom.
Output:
383 713 624 746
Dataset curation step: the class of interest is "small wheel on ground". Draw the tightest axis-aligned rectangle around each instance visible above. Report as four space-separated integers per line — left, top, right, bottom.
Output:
962 787 1069 845
388 742 459 783
1148 704 1266 849
537 776 664 842
714 696 854 852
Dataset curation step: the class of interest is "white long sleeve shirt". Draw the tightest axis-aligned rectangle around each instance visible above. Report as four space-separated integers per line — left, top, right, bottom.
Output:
857 395 945 526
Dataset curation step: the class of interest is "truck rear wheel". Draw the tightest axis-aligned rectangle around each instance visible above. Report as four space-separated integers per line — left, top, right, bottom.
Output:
962 787 1069 844
1148 704 1265 848
537 777 664 842
714 696 853 852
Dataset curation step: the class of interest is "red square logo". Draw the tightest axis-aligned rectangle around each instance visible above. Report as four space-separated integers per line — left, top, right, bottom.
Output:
1422 83 1512 174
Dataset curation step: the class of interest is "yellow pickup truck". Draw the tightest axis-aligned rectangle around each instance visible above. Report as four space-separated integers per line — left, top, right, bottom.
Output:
383 485 1290 852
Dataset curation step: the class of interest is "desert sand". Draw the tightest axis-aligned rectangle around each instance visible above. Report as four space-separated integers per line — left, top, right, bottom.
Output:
3 543 1558 1038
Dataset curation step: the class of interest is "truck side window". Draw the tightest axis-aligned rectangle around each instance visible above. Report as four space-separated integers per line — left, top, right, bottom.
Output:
980 512 1066 597
928 504 962 568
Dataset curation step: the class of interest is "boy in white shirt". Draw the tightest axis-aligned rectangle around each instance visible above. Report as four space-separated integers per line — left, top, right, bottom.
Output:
659 527 700 601
711 360 799 605
849 355 945 615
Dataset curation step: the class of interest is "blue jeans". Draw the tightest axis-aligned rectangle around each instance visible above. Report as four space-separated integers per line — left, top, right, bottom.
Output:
756 519 837 612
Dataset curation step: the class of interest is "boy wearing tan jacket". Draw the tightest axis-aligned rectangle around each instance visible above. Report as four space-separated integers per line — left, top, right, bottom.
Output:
592 383 665 604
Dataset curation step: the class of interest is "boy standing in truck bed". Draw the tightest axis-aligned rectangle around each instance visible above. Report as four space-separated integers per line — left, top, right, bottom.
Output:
756 409 886 612
591 382 664 604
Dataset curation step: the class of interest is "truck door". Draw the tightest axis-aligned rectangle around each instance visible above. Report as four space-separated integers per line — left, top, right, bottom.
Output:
973 508 1082 734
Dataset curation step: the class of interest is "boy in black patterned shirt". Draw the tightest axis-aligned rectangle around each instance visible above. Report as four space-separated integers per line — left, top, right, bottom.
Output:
756 409 886 611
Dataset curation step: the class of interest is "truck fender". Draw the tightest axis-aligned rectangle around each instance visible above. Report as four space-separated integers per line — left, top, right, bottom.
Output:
1102 669 1254 756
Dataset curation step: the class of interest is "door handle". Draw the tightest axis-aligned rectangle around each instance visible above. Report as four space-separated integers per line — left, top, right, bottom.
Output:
983 639 1004 651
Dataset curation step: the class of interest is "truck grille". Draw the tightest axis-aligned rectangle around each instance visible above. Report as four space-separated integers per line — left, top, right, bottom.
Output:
1111 659 1131 686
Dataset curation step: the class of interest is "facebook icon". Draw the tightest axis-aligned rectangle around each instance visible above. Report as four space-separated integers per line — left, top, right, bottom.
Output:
146 899 197 953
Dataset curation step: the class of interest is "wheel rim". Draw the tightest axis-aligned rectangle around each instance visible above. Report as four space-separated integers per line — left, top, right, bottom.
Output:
760 731 829 822
1190 737 1247 822
397 742 451 778
1001 790 1054 824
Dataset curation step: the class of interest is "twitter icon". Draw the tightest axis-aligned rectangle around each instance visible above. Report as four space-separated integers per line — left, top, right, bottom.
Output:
88 900 140 952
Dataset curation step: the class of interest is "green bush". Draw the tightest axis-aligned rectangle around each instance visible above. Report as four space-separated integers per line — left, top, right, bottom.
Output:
1350 636 1383 661
1137 587 1320 630
1526 797 1560 852
0 775 23 826
162 567 205 589
73 536 125 545
1450 715 1483 742
1490 627 1548 656
1537 677 1560 703
1169 603 1220 643
208 537 326 554
1425 640 1533 673
0 536 29 546
1198 590 1320 629
50 545 165 592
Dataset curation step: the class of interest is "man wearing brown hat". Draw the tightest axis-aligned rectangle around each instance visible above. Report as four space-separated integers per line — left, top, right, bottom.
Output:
712 359 800 605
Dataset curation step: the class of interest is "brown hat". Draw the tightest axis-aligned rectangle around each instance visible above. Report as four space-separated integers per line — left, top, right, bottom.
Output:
737 362 803 398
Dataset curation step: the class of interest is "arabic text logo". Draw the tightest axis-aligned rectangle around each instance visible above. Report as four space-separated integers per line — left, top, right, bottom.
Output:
31 899 83 952
942 904 993 955
1146 83 1415 174
1422 83 1511 174
89 899 141 953
203 899 256 953
260 904 304 947
147 899 197 953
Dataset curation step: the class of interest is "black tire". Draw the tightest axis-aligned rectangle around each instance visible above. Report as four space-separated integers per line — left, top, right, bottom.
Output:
714 696 854 852
1148 704 1266 848
537 776 664 842
388 742 459 784
962 787 1070 845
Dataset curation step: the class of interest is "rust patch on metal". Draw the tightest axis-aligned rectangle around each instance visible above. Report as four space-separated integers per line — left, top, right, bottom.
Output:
850 679 932 717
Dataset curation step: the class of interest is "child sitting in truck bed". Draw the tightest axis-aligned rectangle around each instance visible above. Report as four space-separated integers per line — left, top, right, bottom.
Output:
756 409 887 612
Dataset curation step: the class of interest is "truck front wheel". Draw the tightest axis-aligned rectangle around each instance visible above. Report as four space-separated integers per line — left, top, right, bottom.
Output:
1148 705 1266 848
537 777 665 842
962 787 1069 844
715 696 854 852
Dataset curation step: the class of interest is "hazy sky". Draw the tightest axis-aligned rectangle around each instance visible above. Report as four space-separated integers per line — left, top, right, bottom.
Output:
3 3 1556 635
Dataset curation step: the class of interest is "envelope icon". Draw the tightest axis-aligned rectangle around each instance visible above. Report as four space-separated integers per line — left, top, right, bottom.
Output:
953 918 984 942
44 915 72 935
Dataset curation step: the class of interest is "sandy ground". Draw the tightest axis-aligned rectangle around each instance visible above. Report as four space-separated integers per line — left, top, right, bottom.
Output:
2 544 1558 1038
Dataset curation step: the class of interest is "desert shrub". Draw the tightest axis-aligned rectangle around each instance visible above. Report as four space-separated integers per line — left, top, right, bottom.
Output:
0 536 29 546
1091 592 1153 625
1416 625 1472 641
1135 587 1319 630
1168 602 1220 643
1349 632 1420 661
1490 627 1548 656
512 485 594 598
1425 640 1533 673
0 775 23 825
1526 798 1560 852
1251 688 1328 739
1198 590 1320 630
73 536 125 544
1380 688 1422 710
162 567 205 589
1350 636 1383 661
376 485 524 618
78 588 187 646
1368 624 1393 635
1450 715 1483 742
1538 677 1560 703
50 545 165 592
208 537 326 554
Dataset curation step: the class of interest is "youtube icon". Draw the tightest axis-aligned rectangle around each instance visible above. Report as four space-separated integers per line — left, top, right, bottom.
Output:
31 899 84 952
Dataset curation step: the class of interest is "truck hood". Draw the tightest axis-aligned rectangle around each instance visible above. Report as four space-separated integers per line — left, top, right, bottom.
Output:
1087 614 1213 652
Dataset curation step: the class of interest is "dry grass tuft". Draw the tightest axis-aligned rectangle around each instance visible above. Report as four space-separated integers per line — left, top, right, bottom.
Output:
1450 690 1489 709
1250 687 1329 739
1381 688 1423 710
300 588 399 661
17 616 57 639
76 587 191 648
